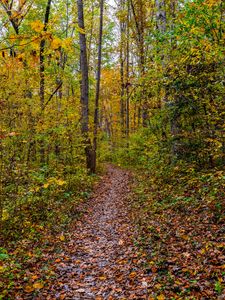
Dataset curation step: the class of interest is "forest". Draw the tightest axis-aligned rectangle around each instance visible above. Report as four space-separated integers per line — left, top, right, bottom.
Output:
0 0 224 299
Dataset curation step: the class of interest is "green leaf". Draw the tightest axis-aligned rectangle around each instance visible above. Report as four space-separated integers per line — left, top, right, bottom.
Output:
0 253 9 260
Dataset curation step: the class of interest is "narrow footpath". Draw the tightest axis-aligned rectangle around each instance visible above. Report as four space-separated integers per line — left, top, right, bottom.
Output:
42 166 148 299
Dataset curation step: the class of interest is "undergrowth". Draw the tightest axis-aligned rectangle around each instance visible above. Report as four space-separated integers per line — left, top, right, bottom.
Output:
0 163 99 299
110 129 225 299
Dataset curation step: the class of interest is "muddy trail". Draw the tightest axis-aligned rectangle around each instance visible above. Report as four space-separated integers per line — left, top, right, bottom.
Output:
40 166 148 299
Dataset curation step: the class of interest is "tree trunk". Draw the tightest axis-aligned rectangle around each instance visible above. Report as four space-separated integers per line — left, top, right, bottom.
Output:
93 0 104 173
77 0 93 172
155 0 166 34
126 0 130 140
119 0 126 135
130 0 148 126
39 0 52 164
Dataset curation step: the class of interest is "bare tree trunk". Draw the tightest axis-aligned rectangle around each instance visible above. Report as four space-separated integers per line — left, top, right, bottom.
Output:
40 0 52 111
126 0 130 141
77 0 93 172
119 0 126 135
130 0 148 126
39 0 52 164
92 0 104 173
120 27 125 134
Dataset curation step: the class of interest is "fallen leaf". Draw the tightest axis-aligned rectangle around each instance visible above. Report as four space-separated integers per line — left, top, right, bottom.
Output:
129 271 137 278
157 294 165 300
59 235 65 241
0 265 5 272
24 285 34 293
31 275 38 280
33 282 44 289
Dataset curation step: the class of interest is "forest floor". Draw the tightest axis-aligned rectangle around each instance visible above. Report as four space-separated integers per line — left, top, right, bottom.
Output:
40 165 148 299
7 165 148 300
1 165 224 299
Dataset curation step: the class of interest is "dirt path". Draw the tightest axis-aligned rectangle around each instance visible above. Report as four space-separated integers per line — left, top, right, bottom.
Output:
43 166 148 299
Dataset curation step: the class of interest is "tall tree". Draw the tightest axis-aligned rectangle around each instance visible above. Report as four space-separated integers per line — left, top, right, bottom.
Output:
93 0 104 173
77 0 93 172
125 0 130 140
119 0 126 134
39 0 52 163
130 0 148 126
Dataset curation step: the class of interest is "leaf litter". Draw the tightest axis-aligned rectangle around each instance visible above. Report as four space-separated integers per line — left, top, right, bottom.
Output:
32 166 148 299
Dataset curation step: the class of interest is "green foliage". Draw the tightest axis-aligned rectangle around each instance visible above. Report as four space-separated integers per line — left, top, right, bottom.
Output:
215 280 224 295
1 161 97 241
123 0 225 170
0 248 9 261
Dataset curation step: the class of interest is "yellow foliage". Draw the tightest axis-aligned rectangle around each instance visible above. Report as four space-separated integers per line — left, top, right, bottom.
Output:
62 37 73 50
43 183 50 189
56 179 66 186
51 37 62 49
31 20 44 33
2 209 9 221
77 26 86 34
33 282 44 289
205 0 219 7
43 178 66 189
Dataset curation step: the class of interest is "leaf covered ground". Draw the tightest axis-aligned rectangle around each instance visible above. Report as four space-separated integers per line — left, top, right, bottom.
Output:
131 166 225 299
1 166 148 299
1 165 224 299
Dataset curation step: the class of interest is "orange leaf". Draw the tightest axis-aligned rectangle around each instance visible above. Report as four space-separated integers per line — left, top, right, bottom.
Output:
129 271 137 278
25 285 34 293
